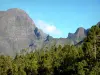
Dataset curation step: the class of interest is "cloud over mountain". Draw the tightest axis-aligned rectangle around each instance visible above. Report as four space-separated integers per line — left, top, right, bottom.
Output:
35 20 62 36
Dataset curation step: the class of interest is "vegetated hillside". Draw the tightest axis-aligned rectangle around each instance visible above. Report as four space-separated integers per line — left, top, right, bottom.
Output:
0 23 100 75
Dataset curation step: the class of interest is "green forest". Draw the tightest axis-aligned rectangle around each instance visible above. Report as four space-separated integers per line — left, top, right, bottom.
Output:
0 25 100 75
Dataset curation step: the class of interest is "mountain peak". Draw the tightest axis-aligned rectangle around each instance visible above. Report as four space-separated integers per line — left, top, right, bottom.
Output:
7 8 25 12
5 8 35 27
74 27 86 39
6 8 28 16
75 27 85 35
67 27 87 44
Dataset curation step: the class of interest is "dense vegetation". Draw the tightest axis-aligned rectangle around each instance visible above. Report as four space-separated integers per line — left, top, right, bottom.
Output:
0 25 100 75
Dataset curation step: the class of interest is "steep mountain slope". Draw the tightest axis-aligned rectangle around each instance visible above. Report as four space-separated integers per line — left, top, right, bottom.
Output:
0 8 47 56
0 8 99 56
0 8 77 55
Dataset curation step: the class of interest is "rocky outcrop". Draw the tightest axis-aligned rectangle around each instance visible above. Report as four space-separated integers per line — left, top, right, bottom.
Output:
68 27 87 44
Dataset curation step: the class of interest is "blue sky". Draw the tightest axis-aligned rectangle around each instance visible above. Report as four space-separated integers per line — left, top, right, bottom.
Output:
0 0 100 38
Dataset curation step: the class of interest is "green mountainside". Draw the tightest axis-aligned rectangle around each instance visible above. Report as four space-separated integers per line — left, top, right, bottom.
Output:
0 22 100 75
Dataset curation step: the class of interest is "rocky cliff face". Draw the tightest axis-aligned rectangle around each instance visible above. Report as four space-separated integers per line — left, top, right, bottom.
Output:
75 27 87 38
0 8 47 56
67 27 88 44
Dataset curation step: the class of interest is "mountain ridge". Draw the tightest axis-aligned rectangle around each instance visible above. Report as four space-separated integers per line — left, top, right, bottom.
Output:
0 8 98 56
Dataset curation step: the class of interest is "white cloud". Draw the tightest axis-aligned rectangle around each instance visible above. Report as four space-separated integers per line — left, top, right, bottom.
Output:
35 20 62 36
